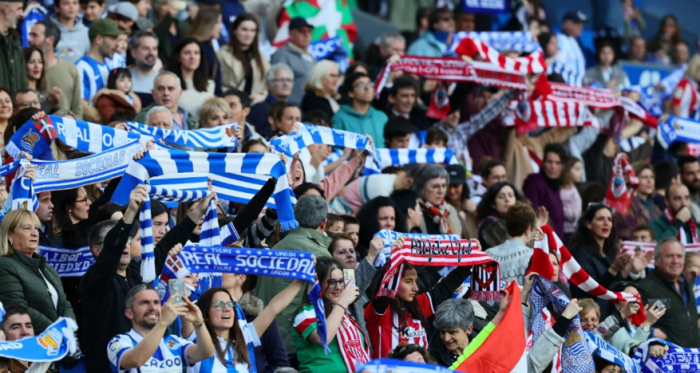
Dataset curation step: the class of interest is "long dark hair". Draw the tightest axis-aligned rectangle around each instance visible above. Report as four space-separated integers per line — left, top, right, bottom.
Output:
197 288 252 368
476 182 524 222
50 187 82 235
227 13 264 83
368 262 429 334
169 37 209 92
569 204 618 258
356 196 400 257
299 257 343 317
24 46 46 92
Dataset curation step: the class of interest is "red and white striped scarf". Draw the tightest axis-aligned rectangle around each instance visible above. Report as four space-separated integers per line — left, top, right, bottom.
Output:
664 209 699 244
336 313 371 372
604 153 639 216
508 99 597 133
374 56 529 98
454 37 547 74
527 225 636 302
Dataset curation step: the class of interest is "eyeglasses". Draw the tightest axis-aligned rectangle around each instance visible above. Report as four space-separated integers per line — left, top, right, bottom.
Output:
354 82 374 90
273 78 293 83
326 279 346 289
75 198 90 205
18 99 40 107
213 300 235 310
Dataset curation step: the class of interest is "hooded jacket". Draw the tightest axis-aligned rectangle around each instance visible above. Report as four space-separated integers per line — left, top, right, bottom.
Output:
332 105 388 148
50 14 90 63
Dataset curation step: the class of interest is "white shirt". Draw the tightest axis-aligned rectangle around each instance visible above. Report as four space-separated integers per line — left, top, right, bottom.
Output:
556 32 586 87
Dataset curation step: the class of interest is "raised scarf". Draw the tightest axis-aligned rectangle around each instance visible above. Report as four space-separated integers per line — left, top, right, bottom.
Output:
364 148 459 175
126 121 239 149
449 31 541 55
604 153 639 216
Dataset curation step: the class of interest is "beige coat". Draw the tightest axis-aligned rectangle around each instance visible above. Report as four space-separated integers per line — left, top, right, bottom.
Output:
217 45 270 97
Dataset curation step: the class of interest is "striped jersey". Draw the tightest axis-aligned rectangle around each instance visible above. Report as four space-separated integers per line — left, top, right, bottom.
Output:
671 78 700 119
107 329 193 373
76 54 110 103
555 33 585 87
365 293 434 358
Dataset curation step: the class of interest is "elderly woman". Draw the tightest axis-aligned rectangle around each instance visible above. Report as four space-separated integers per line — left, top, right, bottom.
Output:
428 298 476 367
410 164 465 237
300 60 341 120
0 209 75 333
199 97 233 128
146 105 174 129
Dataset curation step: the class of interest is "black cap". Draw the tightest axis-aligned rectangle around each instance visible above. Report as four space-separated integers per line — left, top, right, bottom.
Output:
289 17 314 31
562 11 587 23
446 164 467 185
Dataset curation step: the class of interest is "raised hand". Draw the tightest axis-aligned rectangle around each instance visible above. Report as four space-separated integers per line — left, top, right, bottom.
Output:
562 299 582 320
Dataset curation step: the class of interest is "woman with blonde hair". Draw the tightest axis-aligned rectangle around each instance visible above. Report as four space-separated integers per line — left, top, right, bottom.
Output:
187 6 224 96
217 13 270 105
301 60 341 119
670 53 700 118
0 209 75 333
199 97 233 128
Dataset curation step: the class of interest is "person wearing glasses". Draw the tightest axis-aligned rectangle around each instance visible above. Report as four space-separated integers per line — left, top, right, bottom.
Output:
292 257 369 373
181 281 303 373
248 63 295 139
0 209 75 334
333 72 388 148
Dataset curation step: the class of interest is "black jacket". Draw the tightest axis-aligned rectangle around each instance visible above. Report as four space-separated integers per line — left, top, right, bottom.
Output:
300 89 336 120
79 217 196 373
570 243 622 319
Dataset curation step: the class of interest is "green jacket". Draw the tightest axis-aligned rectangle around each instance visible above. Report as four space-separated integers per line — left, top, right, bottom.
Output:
0 250 75 333
649 214 689 241
332 105 388 148
134 102 197 130
255 227 332 354
0 30 27 93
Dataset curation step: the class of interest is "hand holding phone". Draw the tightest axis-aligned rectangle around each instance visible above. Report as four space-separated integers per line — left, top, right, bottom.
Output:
343 269 355 286
169 279 185 304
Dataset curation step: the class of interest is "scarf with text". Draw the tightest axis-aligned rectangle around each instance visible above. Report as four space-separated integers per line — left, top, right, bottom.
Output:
269 123 375 160
372 229 458 267
583 331 640 373
126 121 239 149
528 225 637 302
454 36 546 74
379 232 500 301
507 99 596 133
37 246 94 277
375 56 529 98
364 148 459 175
633 338 700 373
657 115 700 150
664 209 699 244
10 160 38 212
449 31 541 55
604 153 639 216
112 149 298 231
0 317 78 369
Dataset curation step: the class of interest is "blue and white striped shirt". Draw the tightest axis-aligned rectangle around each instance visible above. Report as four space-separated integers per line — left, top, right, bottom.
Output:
555 33 585 87
76 55 110 103
108 329 193 373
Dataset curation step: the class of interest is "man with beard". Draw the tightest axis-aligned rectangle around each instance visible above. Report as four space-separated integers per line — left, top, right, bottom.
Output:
107 285 214 373
650 183 698 242
129 30 159 106
522 143 567 238
0 0 27 92
679 156 700 204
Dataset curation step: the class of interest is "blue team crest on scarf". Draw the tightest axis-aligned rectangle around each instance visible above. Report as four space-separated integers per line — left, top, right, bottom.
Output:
0 318 78 362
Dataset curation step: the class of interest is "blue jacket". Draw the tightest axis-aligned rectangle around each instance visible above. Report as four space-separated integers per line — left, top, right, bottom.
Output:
406 31 448 57
332 105 388 148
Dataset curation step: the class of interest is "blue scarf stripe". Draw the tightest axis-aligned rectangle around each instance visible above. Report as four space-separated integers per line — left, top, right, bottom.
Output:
365 149 459 175
0 318 77 362
38 246 94 277
358 358 455 372
126 121 239 149
269 124 375 159
449 31 541 54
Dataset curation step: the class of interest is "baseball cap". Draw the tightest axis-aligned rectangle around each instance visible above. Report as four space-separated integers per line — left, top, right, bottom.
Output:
89 19 126 39
446 164 467 185
108 2 139 22
562 11 588 23
289 17 314 31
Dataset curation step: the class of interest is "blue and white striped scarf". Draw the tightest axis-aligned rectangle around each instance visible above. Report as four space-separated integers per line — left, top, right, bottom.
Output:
269 123 376 158
140 186 213 283
364 148 459 175
583 331 639 373
632 338 700 373
358 358 454 372
126 121 239 149
548 59 584 88
448 31 541 55
38 246 94 277
113 149 298 231
628 64 686 117
657 115 700 150
11 160 39 212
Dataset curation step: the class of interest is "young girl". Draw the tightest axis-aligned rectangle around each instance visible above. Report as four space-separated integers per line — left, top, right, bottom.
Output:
560 157 583 243
94 68 142 122
108 68 141 110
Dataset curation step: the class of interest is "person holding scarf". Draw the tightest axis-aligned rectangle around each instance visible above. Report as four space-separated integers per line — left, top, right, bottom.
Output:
569 204 630 318
293 257 370 373
181 281 304 373
608 282 667 355
410 164 465 238
650 183 698 242
523 143 568 238
614 163 662 240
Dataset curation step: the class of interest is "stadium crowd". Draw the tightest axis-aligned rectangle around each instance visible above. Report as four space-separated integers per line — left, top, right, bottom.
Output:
0 0 697 372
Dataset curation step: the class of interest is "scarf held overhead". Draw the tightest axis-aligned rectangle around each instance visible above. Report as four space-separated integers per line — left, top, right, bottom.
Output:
372 229 458 266
604 153 639 216
633 338 700 373
269 123 376 160
449 31 541 54
126 121 239 149
364 148 459 175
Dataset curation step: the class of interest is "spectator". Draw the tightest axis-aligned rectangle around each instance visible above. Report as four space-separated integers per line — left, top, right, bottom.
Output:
169 37 215 121
649 15 682 57
80 0 106 27
523 143 568 238
470 159 507 204
94 68 142 123
622 0 646 43
407 7 454 57
0 209 75 333
638 238 700 347
670 55 700 119
23 47 55 114
631 225 655 242
12 89 42 114
107 284 215 372
356 196 398 257
36 191 62 247
28 21 82 118
0 0 27 93
391 344 434 364
50 186 94 249
343 216 360 247
386 77 430 131
561 157 583 242
187 6 224 97
271 17 315 104
679 156 700 206
301 60 341 120
128 30 160 105
367 32 405 79
654 160 681 211
198 97 232 128
428 298 475 367
256 195 332 357
126 0 150 19
585 42 630 89
145 105 173 129
608 282 666 355
76 19 124 107
579 298 601 331
650 183 696 241
223 88 267 146
476 182 524 250
569 204 627 318
51 0 90 63
391 188 425 236
248 63 293 139
218 12 270 103
135 71 197 130
333 72 388 147
411 164 465 237
106 1 138 34
672 40 690 67
269 102 301 138
538 32 559 65
555 11 587 86
384 116 416 149
1 305 43 372
615 163 662 241
627 36 647 62
486 202 536 285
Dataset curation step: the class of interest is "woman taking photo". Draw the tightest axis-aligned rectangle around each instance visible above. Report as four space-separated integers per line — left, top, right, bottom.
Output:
218 13 270 104
169 37 215 121
293 257 370 373
182 281 304 373
614 162 661 240
301 60 341 120
187 6 224 96
476 181 525 250
569 204 630 318
0 209 75 333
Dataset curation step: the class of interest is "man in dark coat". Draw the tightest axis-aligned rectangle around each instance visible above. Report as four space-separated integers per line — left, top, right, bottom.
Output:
0 0 28 93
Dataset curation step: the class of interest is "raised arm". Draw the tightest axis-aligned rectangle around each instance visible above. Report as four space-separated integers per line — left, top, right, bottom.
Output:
252 280 304 337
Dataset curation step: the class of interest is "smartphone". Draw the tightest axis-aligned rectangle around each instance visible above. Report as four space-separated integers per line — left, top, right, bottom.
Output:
648 298 671 311
343 269 355 286
169 279 185 304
